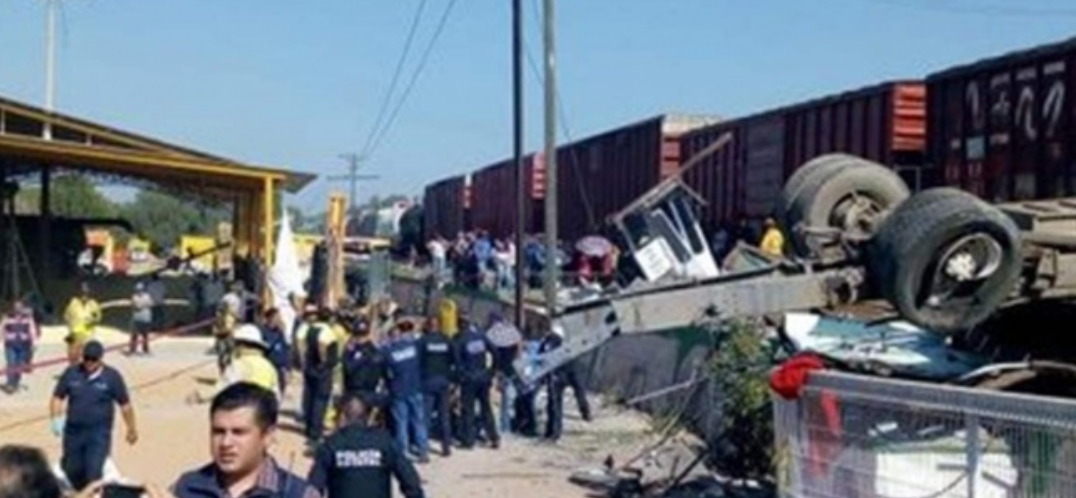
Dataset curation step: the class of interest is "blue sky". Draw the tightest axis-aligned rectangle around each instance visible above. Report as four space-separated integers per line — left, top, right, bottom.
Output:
2 1 1075 212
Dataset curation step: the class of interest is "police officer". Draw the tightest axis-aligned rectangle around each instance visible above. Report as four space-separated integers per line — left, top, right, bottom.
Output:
2 299 38 393
539 325 590 441
308 393 424 498
383 321 430 463
418 317 454 456
49 341 138 491
302 308 339 446
454 321 499 449
342 317 388 417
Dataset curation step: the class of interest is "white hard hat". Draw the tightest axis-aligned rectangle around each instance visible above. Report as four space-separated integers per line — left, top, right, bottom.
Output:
234 324 268 350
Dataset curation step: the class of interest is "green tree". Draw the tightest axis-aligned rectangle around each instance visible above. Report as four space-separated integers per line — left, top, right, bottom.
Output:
120 191 227 251
14 176 118 218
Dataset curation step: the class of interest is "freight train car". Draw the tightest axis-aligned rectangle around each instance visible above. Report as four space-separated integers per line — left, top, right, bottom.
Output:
423 175 470 240
555 114 717 241
927 37 1076 204
681 81 926 234
470 153 545 238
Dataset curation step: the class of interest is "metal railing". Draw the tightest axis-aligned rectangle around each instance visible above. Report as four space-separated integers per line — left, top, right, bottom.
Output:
773 371 1076 498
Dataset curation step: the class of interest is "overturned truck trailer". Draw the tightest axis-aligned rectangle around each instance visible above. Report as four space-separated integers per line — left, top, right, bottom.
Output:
520 135 1076 392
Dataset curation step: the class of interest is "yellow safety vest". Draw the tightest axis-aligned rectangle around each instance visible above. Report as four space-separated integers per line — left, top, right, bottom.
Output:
65 298 101 340
224 350 279 395
760 228 786 258
440 299 459 338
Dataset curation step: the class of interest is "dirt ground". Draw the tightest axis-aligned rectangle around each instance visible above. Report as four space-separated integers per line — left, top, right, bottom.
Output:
0 334 682 498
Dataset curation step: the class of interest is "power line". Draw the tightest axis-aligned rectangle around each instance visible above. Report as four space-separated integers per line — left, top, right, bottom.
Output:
360 0 430 158
365 0 460 157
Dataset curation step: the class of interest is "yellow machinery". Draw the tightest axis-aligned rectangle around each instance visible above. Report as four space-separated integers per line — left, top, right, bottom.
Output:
323 192 348 309
180 235 217 272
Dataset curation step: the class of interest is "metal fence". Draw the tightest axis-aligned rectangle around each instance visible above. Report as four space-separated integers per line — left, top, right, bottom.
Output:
773 371 1076 498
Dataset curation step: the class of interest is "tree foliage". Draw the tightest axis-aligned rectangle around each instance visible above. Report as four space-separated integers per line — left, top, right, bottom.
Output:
15 176 118 218
119 190 227 251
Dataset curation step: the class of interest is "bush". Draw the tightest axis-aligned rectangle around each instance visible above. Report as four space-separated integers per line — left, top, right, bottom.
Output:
707 318 781 482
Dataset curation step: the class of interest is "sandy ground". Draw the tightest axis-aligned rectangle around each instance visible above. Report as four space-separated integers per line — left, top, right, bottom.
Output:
0 336 676 498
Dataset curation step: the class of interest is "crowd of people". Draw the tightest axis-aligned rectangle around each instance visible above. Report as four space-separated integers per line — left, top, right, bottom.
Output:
1 268 591 498
423 230 618 292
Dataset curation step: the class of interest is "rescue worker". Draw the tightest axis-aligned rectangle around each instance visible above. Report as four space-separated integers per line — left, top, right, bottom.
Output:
302 307 339 446
308 393 425 498
49 341 138 491
759 217 785 258
191 324 280 403
438 298 459 338
418 316 454 456
214 282 244 375
454 320 499 449
383 321 430 463
342 317 388 419
2 299 38 393
64 283 101 365
173 383 320 498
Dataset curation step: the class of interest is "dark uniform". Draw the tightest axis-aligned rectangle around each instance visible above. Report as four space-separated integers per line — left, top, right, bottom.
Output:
303 322 339 442
418 330 454 455
383 333 429 460
342 340 389 411
53 364 130 490
174 457 321 498
539 332 591 440
453 327 499 448
308 422 424 498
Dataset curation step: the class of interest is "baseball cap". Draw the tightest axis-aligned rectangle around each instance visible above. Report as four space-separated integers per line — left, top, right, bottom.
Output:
83 341 105 361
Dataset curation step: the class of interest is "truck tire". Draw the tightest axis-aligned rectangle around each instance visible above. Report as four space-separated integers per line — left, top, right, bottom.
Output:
777 153 860 224
869 188 1021 334
784 157 909 258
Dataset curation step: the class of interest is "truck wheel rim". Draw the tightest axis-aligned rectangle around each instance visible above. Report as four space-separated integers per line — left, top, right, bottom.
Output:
924 233 1004 308
831 193 884 240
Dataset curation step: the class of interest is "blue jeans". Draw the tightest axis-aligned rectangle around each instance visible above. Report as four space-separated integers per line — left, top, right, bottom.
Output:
62 426 111 491
4 344 31 390
391 393 429 459
433 256 446 279
498 375 517 433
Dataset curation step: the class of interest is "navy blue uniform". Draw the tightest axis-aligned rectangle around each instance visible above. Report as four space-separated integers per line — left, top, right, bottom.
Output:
53 365 130 490
174 458 321 498
261 324 291 394
308 423 424 498
539 333 591 440
342 340 388 409
383 335 429 459
418 331 454 455
454 328 499 448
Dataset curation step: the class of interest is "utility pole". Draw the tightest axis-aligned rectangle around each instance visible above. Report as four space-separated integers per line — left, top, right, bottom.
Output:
511 0 526 331
327 153 378 232
542 0 558 317
44 0 57 114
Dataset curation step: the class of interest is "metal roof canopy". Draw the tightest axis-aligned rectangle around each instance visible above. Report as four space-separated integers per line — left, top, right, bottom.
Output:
0 93 314 266
0 94 315 194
